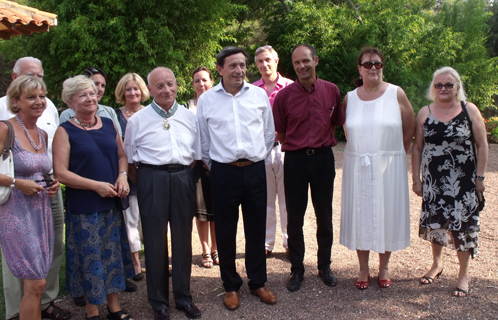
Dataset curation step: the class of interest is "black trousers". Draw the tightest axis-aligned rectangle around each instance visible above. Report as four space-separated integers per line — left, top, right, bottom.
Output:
137 165 195 311
210 160 267 291
284 148 335 275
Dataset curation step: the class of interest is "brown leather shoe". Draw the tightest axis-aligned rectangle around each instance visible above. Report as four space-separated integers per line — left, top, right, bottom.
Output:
250 286 277 305
224 291 239 311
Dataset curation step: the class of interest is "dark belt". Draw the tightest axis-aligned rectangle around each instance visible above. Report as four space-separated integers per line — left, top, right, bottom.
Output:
228 159 254 167
273 141 280 148
141 163 188 172
291 146 331 156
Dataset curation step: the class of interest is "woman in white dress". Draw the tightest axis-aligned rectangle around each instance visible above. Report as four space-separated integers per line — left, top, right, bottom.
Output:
340 46 415 289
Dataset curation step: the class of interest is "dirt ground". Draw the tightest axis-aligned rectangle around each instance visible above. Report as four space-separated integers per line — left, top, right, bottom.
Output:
54 142 498 319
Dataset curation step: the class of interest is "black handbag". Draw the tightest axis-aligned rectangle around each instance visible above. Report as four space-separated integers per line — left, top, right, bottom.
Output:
460 101 485 211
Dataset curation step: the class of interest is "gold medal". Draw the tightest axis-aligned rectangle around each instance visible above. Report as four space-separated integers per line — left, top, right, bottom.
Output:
163 119 171 130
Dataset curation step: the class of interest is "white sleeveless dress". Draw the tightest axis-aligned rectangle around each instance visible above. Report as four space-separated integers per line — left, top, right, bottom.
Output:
340 84 410 253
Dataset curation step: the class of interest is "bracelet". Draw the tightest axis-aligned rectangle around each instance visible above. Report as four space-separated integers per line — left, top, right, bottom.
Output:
476 175 485 181
119 171 128 176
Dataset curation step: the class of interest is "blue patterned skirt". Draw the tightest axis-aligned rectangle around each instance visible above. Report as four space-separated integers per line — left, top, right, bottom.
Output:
65 208 134 305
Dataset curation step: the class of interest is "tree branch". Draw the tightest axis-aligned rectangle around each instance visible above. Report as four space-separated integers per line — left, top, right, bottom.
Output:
346 0 364 25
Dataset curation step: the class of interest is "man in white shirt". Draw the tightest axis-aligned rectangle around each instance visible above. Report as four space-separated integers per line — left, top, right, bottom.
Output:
197 46 276 311
253 45 293 256
0 57 70 320
124 67 202 320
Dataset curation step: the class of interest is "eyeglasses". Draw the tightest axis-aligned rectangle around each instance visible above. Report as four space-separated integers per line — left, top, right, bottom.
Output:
360 61 384 69
434 83 454 90
256 45 272 54
35 174 54 189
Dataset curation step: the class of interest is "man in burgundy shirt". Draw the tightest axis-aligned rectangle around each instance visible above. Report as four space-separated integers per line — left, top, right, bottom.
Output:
273 44 345 292
253 46 293 256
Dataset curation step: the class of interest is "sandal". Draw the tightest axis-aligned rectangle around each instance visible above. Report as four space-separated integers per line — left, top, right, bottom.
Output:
42 301 72 320
211 251 219 265
201 253 213 268
453 287 470 297
132 272 144 281
355 276 370 290
86 316 101 320
420 268 443 285
378 278 392 288
107 308 133 320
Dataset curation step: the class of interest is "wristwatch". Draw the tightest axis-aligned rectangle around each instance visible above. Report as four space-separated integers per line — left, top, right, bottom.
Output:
10 178 15 189
476 175 485 181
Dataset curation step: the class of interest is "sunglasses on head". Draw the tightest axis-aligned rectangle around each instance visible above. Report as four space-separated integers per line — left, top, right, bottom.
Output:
360 61 384 69
434 83 454 90
256 45 272 54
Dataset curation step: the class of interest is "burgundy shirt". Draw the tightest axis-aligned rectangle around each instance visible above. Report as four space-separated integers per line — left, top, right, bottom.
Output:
273 77 344 151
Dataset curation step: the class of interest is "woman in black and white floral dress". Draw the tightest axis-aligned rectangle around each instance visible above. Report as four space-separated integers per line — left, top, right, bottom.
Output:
412 67 488 298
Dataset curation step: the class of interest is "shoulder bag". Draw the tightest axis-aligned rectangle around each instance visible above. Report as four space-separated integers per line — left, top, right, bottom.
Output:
460 101 485 211
0 120 15 205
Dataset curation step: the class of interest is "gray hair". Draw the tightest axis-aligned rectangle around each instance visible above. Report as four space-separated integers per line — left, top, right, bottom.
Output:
254 47 279 63
13 57 43 75
426 66 467 102
147 67 175 84
62 75 97 105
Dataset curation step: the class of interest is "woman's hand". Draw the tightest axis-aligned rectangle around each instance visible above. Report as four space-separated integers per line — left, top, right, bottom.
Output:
15 179 45 196
412 180 423 197
115 174 129 198
476 179 485 201
94 181 118 198
46 179 60 198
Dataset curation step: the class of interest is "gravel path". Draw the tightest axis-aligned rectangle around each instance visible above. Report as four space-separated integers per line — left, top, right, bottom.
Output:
54 142 498 319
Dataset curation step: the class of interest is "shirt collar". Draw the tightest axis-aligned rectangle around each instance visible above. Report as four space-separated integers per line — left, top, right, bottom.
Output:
151 100 178 117
215 79 250 96
255 72 286 89
296 75 319 93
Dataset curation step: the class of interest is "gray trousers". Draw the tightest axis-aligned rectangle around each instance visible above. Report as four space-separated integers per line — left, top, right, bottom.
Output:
2 187 64 319
137 165 195 311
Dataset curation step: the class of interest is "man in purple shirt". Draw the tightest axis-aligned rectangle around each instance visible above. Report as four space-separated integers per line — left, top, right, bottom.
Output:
253 46 293 256
273 44 345 292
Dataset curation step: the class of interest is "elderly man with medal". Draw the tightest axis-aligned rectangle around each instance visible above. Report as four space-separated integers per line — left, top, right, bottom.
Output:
123 67 202 320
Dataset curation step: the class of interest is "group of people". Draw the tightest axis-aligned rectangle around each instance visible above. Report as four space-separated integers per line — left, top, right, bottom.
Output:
0 42 487 320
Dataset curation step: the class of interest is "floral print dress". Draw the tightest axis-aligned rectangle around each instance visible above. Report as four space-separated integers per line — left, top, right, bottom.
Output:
419 109 480 258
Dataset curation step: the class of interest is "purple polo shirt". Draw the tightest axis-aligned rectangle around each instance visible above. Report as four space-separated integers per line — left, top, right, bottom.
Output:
253 73 294 107
273 77 344 151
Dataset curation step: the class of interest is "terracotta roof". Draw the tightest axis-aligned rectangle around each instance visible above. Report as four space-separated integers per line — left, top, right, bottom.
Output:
0 0 57 40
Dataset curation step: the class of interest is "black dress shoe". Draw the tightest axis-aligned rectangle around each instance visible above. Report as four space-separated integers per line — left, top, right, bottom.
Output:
154 309 169 320
125 279 138 292
287 272 304 292
73 296 86 307
176 303 201 319
319 268 338 287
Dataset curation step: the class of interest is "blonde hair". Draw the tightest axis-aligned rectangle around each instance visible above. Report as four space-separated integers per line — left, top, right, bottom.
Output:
426 66 467 102
7 75 47 113
62 75 97 105
115 73 150 104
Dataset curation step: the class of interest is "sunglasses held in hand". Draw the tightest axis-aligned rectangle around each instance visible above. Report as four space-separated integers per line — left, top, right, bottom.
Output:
35 174 55 189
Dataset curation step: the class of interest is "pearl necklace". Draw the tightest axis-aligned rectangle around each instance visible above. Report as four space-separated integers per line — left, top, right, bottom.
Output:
15 114 43 151
124 105 144 117
74 115 98 128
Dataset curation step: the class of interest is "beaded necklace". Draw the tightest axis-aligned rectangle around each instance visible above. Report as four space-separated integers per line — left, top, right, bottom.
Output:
15 114 43 151
74 115 98 128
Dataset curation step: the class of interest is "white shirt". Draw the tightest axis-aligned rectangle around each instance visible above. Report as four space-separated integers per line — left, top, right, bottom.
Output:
59 104 123 137
123 101 201 166
197 81 275 168
0 95 59 166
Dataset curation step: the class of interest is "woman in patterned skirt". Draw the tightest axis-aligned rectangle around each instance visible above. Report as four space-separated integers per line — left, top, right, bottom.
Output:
412 67 488 297
53 75 134 319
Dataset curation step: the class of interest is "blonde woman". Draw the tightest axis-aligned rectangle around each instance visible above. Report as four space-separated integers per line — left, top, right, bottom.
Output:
115 73 150 280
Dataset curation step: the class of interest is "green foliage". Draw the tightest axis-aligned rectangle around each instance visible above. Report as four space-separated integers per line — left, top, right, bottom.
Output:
0 0 241 107
262 0 498 112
